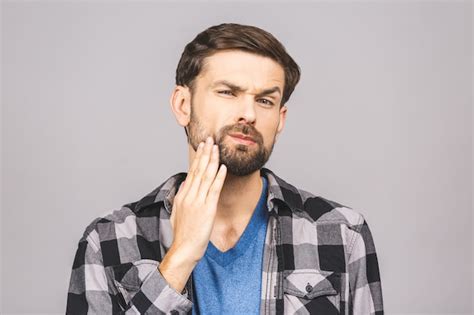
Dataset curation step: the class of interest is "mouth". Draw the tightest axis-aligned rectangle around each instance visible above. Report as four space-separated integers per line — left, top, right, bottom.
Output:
229 133 256 145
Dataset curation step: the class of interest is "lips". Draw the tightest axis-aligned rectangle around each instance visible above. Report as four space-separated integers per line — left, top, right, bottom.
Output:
229 133 255 142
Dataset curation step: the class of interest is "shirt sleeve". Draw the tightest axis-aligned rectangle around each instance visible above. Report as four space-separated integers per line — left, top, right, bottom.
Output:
347 215 384 315
66 229 193 314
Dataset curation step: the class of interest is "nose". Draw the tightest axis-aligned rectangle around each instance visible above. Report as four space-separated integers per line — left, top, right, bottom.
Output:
237 96 257 125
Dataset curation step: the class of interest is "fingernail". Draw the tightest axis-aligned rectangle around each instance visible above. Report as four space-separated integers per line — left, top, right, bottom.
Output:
206 136 212 144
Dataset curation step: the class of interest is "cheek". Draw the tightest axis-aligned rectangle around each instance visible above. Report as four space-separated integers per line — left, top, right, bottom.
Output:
261 121 279 137
259 131 274 148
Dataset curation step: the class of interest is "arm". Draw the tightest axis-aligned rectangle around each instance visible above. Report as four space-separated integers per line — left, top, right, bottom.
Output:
66 230 193 314
66 137 226 314
347 216 384 315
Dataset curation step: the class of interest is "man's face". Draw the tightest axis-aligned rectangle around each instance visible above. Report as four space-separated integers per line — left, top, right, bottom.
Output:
186 50 287 176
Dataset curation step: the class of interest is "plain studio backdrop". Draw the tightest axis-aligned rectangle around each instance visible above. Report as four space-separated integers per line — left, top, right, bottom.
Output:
1 1 472 314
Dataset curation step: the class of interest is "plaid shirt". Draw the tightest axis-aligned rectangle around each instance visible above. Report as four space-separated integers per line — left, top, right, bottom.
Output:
66 167 384 314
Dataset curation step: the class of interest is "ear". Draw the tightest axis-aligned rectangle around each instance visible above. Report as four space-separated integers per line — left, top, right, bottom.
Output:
169 85 191 128
275 105 287 140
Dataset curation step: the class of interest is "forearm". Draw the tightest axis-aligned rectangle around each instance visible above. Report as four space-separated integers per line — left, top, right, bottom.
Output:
67 234 194 314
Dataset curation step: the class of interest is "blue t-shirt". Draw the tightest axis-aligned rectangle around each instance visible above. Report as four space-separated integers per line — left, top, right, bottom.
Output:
191 176 269 315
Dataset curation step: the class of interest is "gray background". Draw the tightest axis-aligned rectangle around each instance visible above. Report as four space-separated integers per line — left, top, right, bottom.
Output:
1 0 472 314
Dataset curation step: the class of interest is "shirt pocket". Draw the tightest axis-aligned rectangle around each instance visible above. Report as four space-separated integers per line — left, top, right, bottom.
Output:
283 269 342 315
110 259 160 308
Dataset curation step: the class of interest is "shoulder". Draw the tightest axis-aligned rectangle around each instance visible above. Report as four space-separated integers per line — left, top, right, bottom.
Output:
77 204 168 266
263 167 367 231
79 205 138 249
286 185 367 233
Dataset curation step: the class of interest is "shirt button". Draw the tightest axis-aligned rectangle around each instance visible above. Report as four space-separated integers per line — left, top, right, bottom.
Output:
305 283 312 293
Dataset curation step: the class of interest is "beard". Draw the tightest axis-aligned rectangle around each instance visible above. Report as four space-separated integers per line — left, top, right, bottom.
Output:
186 104 276 177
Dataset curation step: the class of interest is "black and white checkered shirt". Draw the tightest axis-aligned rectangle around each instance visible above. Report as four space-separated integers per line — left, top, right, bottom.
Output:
66 167 384 314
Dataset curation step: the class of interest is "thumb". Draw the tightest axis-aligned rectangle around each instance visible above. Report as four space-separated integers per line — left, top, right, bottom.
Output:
177 180 186 193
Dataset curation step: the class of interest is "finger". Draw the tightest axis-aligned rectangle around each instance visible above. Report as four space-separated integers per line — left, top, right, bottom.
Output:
170 204 175 229
174 179 186 202
170 211 175 230
205 164 227 206
196 143 220 204
179 141 204 197
186 137 214 200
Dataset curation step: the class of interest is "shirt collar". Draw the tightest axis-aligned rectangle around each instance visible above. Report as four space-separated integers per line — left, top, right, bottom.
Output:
132 167 304 215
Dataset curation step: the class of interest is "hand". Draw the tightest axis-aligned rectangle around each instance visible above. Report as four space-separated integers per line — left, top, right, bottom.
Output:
169 136 227 261
158 136 227 294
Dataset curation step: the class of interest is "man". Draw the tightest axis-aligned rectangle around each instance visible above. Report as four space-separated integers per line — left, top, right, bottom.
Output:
66 23 384 314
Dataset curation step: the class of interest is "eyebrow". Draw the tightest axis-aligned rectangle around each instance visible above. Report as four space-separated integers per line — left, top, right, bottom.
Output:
210 80 281 99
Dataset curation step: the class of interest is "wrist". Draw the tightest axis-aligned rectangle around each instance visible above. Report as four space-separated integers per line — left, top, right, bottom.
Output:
158 245 199 293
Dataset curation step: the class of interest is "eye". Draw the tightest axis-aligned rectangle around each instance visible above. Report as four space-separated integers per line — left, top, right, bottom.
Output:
258 99 274 106
217 90 235 96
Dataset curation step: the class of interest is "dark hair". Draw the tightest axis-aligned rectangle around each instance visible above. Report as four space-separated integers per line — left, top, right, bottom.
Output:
175 22 301 138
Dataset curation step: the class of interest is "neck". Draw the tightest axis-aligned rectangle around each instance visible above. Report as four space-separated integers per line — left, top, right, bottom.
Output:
215 169 263 225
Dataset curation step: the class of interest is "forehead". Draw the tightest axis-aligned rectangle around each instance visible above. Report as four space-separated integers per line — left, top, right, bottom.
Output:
197 50 285 91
